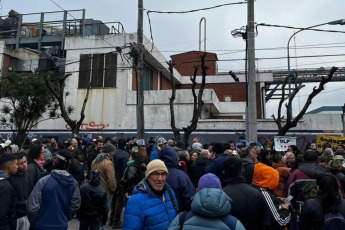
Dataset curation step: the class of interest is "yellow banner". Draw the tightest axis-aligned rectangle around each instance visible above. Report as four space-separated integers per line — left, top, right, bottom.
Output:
316 135 345 152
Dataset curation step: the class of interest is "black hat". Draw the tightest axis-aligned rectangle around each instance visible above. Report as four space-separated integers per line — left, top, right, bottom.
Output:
212 143 223 155
0 154 17 166
304 150 318 162
89 169 101 186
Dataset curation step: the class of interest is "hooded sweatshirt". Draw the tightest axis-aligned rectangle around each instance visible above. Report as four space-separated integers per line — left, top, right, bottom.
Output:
27 170 81 230
252 163 290 230
160 146 195 212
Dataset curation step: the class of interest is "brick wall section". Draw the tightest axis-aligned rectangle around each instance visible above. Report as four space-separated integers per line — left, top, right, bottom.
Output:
171 51 217 76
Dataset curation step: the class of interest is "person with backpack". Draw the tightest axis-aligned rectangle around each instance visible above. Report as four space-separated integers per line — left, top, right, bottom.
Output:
299 173 345 230
168 173 245 230
77 169 108 230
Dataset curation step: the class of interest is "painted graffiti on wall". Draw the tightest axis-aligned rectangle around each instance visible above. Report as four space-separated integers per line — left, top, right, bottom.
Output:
65 122 109 130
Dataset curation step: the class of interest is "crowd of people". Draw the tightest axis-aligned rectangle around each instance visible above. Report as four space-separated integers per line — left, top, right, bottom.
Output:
1 135 345 230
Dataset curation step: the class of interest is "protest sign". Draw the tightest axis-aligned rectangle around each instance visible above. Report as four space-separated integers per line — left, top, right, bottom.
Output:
274 136 297 152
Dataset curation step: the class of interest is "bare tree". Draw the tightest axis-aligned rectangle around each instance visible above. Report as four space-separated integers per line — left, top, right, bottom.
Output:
272 66 338 136
168 53 208 144
43 73 91 137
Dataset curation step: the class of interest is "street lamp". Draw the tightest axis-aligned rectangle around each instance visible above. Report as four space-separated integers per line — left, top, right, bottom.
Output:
286 19 345 115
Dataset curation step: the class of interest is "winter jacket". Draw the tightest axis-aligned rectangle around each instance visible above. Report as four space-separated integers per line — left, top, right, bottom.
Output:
119 160 146 195
69 158 84 185
168 188 245 230
27 170 81 230
113 148 130 181
27 159 44 186
286 162 329 222
77 183 108 225
272 162 291 198
252 163 291 230
241 158 255 184
299 191 345 230
0 170 16 229
9 171 34 218
190 157 209 188
91 153 117 193
86 147 100 174
123 179 178 230
223 176 270 230
205 153 228 184
150 144 159 161
160 146 195 212
330 169 345 192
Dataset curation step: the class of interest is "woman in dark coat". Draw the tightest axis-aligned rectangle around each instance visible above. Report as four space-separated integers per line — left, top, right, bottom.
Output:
27 144 45 186
300 173 345 230
69 148 85 185
119 151 146 196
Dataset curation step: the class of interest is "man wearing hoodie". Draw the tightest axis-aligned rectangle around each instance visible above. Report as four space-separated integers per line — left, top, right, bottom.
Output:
150 137 167 161
0 154 18 230
27 150 81 230
160 146 195 212
286 150 329 229
168 173 245 230
252 162 291 230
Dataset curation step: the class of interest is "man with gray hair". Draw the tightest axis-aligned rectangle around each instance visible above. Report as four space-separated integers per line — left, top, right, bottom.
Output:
241 146 257 184
323 147 334 164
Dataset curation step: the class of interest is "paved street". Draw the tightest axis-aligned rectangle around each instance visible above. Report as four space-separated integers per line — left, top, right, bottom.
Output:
68 219 122 230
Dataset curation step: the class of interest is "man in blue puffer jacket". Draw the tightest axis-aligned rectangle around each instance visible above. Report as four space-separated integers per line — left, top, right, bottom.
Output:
123 159 178 230
168 173 245 230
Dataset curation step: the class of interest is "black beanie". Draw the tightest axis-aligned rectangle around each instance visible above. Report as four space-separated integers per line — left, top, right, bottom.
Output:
212 143 223 155
89 169 101 186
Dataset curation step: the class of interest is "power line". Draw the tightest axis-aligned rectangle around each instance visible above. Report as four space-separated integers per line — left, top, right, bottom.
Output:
146 1 247 52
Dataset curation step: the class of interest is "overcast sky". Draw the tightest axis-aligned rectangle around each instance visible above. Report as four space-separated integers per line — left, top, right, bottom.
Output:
4 0 345 117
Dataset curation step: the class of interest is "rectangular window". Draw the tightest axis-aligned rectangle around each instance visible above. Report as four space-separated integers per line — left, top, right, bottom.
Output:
78 53 117 88
143 64 154 90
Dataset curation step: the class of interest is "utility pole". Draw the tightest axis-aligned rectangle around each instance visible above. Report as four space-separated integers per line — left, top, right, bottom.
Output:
247 0 257 142
137 0 145 139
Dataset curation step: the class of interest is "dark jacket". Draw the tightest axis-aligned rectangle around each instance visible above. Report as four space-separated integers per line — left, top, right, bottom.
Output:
119 160 146 195
286 162 329 221
69 158 84 185
204 153 228 184
113 148 129 181
77 183 108 225
241 158 255 184
300 192 345 230
160 146 195 212
330 169 345 192
27 160 44 186
86 147 100 174
223 176 270 230
168 188 245 230
9 171 34 218
123 179 178 230
253 185 291 230
0 170 16 229
190 157 209 188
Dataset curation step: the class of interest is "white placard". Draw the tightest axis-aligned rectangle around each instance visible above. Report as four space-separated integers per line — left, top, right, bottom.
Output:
274 136 297 152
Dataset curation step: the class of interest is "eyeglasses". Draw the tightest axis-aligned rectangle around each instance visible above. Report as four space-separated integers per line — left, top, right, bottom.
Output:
151 172 168 179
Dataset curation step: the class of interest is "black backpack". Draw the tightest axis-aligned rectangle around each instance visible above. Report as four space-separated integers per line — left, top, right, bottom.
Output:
324 211 345 230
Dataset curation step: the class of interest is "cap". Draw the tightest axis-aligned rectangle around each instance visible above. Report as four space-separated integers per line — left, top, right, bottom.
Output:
193 138 199 143
103 143 116 153
157 137 167 146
